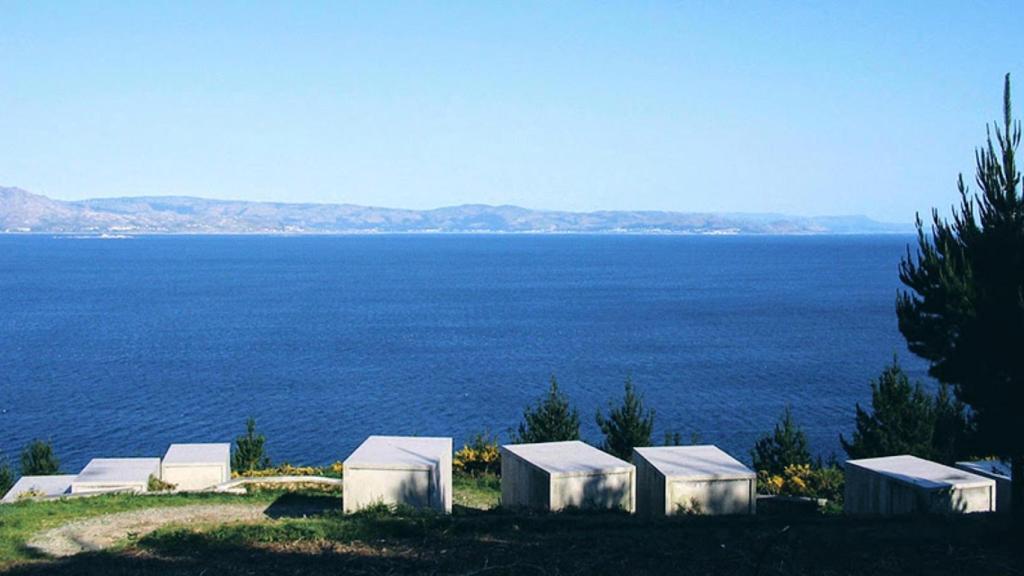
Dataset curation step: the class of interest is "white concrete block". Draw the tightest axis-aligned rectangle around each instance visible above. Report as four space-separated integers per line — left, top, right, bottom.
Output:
1 475 77 503
71 458 161 495
501 441 635 512
633 445 756 516
844 455 995 515
956 460 1012 513
161 444 231 491
343 436 452 514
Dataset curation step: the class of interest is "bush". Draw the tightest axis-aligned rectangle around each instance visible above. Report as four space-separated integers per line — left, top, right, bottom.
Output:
513 376 580 444
0 454 13 495
234 462 337 478
757 464 844 502
147 474 177 492
454 432 501 476
232 417 271 473
840 359 971 463
751 407 811 476
595 377 654 460
20 440 59 476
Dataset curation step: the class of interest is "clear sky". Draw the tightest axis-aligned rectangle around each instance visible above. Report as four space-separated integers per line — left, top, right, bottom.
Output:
1 2 1021 222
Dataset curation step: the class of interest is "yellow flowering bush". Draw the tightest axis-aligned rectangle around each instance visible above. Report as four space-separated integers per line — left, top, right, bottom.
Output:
234 461 344 479
454 432 501 477
758 464 843 502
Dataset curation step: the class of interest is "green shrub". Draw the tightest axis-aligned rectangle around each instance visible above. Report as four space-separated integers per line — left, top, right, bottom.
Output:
596 377 654 460
0 453 13 495
513 376 580 444
751 407 811 476
840 358 971 463
232 417 271 473
20 440 59 476
148 474 177 492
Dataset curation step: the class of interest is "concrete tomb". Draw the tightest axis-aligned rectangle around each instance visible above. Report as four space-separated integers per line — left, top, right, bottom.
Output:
844 455 995 515
70 458 162 495
343 436 452 514
633 445 756 516
161 443 232 491
1 475 78 503
501 440 635 512
956 459 1012 513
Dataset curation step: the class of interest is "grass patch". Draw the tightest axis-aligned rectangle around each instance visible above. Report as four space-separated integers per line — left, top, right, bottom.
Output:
452 473 500 511
0 491 276 566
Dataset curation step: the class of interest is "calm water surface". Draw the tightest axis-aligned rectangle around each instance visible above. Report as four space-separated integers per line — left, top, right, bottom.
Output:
0 234 929 471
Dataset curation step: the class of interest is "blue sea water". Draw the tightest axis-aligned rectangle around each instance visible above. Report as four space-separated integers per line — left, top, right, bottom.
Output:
0 234 930 472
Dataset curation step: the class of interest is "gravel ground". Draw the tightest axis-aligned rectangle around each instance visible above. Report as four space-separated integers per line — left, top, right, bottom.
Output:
26 504 274 557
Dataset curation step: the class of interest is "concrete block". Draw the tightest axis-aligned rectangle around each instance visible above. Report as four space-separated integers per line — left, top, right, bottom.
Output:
2 475 77 503
956 460 1012 513
844 455 995 515
633 445 756 516
501 441 635 512
343 436 452 514
161 443 231 491
71 458 161 495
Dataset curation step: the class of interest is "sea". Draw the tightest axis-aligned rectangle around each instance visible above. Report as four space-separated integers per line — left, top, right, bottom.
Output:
0 234 931 472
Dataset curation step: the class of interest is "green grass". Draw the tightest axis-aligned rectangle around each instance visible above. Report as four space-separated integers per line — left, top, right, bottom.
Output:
452 473 500 510
0 491 278 566
2 478 1019 575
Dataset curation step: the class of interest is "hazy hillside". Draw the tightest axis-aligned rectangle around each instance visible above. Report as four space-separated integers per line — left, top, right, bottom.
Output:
0 186 913 235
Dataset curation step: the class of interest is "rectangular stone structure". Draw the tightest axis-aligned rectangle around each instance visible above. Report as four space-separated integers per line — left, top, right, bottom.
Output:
71 458 162 495
844 455 995 515
956 460 1012 513
633 445 756 516
161 443 231 491
2 475 77 503
500 440 635 512
343 436 452 514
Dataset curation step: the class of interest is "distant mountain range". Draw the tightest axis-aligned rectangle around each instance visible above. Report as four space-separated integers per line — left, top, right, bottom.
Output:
0 186 913 235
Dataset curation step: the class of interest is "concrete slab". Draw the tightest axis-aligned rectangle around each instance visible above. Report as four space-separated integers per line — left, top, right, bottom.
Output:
343 436 452 514
956 460 1012 513
844 455 995 515
71 458 162 495
634 445 756 516
162 444 231 491
501 441 635 512
2 475 77 503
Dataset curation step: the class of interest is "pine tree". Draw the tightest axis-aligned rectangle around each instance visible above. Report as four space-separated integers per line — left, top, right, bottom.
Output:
20 440 60 476
841 359 939 460
0 453 13 495
513 376 580 444
595 377 655 460
751 407 811 476
232 417 270 473
897 74 1024 516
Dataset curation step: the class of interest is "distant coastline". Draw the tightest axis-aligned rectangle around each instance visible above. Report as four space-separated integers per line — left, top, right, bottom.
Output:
1 186 914 236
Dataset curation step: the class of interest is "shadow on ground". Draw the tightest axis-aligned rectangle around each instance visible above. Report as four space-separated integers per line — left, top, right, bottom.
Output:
3 510 1021 575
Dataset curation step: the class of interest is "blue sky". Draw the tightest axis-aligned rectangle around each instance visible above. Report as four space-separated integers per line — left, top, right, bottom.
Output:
1 2 1021 222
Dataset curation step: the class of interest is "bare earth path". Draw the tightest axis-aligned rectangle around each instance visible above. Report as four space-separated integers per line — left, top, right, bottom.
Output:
27 504 274 558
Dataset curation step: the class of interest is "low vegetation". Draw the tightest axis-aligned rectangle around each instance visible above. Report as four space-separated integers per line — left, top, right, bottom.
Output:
1 497 1017 575
19 441 59 477
595 376 654 460
512 376 580 443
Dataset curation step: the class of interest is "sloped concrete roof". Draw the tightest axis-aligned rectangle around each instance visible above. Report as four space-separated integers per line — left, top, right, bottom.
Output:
163 443 230 465
502 441 633 476
2 475 77 503
344 436 451 470
846 455 993 490
634 445 754 480
74 458 161 485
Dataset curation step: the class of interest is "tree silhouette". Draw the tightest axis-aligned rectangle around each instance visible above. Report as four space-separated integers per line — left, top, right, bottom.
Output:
897 74 1024 516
